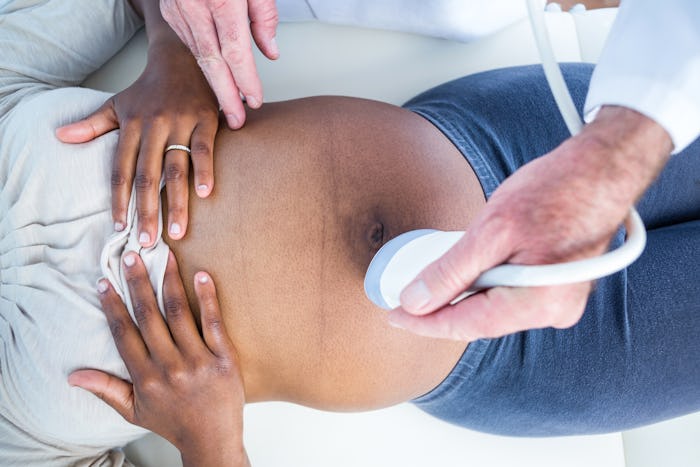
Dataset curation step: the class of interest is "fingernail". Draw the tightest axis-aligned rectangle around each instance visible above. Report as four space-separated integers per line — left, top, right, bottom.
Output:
246 95 260 109
123 253 136 268
138 232 151 246
387 310 406 329
114 221 125 232
169 222 182 236
97 279 109 294
400 280 432 312
225 114 241 129
196 184 209 196
196 272 209 284
270 37 279 57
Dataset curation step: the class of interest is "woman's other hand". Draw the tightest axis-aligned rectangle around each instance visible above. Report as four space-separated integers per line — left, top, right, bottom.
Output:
56 2 219 247
160 0 280 129
69 252 248 467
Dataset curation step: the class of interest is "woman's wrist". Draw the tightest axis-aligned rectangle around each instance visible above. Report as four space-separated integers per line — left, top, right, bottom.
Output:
131 0 199 72
181 442 250 467
129 0 184 47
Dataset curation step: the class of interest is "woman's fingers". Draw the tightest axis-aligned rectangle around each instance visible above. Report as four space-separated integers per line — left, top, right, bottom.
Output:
162 252 204 353
190 118 218 198
164 138 192 240
97 278 148 375
134 124 169 247
112 122 141 232
56 101 119 143
68 370 136 424
194 272 234 357
122 253 177 358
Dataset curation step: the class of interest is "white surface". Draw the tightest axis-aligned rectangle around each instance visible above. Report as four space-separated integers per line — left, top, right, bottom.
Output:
85 12 601 106
126 403 625 467
623 412 700 467
244 403 624 467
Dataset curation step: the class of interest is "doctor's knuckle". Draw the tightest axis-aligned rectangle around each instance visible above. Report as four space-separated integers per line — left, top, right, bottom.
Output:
222 49 247 70
433 258 467 291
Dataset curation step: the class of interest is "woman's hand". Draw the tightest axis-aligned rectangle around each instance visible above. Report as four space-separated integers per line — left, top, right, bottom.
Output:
69 252 249 467
56 2 219 247
160 0 280 129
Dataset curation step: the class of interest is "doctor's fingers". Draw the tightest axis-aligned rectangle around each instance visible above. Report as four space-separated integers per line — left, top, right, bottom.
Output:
249 0 280 59
160 0 197 53
212 1 263 109
388 282 592 341
398 214 514 317
162 0 244 128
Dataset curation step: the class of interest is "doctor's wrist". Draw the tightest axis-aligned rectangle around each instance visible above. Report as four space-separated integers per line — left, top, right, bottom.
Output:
576 105 672 203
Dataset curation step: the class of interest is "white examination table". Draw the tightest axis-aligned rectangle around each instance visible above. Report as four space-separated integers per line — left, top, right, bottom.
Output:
84 7 700 467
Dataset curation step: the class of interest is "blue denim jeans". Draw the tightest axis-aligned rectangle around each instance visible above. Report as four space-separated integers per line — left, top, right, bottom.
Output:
404 64 700 436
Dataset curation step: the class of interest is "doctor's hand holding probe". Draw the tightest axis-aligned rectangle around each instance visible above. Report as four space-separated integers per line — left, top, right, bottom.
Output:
373 0 700 341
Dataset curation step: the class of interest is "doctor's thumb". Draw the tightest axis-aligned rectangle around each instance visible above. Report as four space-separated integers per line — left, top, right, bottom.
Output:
398 240 478 316
398 220 512 316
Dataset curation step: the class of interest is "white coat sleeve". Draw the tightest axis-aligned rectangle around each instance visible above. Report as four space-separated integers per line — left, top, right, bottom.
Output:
0 0 143 120
304 0 535 42
584 0 700 153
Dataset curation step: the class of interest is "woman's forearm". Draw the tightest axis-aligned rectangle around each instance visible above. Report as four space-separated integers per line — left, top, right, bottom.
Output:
129 0 188 48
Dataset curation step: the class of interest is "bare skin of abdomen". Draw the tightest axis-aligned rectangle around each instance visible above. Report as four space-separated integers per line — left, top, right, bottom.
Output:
165 96 485 413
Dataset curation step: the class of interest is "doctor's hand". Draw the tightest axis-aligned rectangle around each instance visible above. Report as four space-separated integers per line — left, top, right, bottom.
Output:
69 252 249 467
56 0 219 247
388 107 672 341
160 0 280 129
